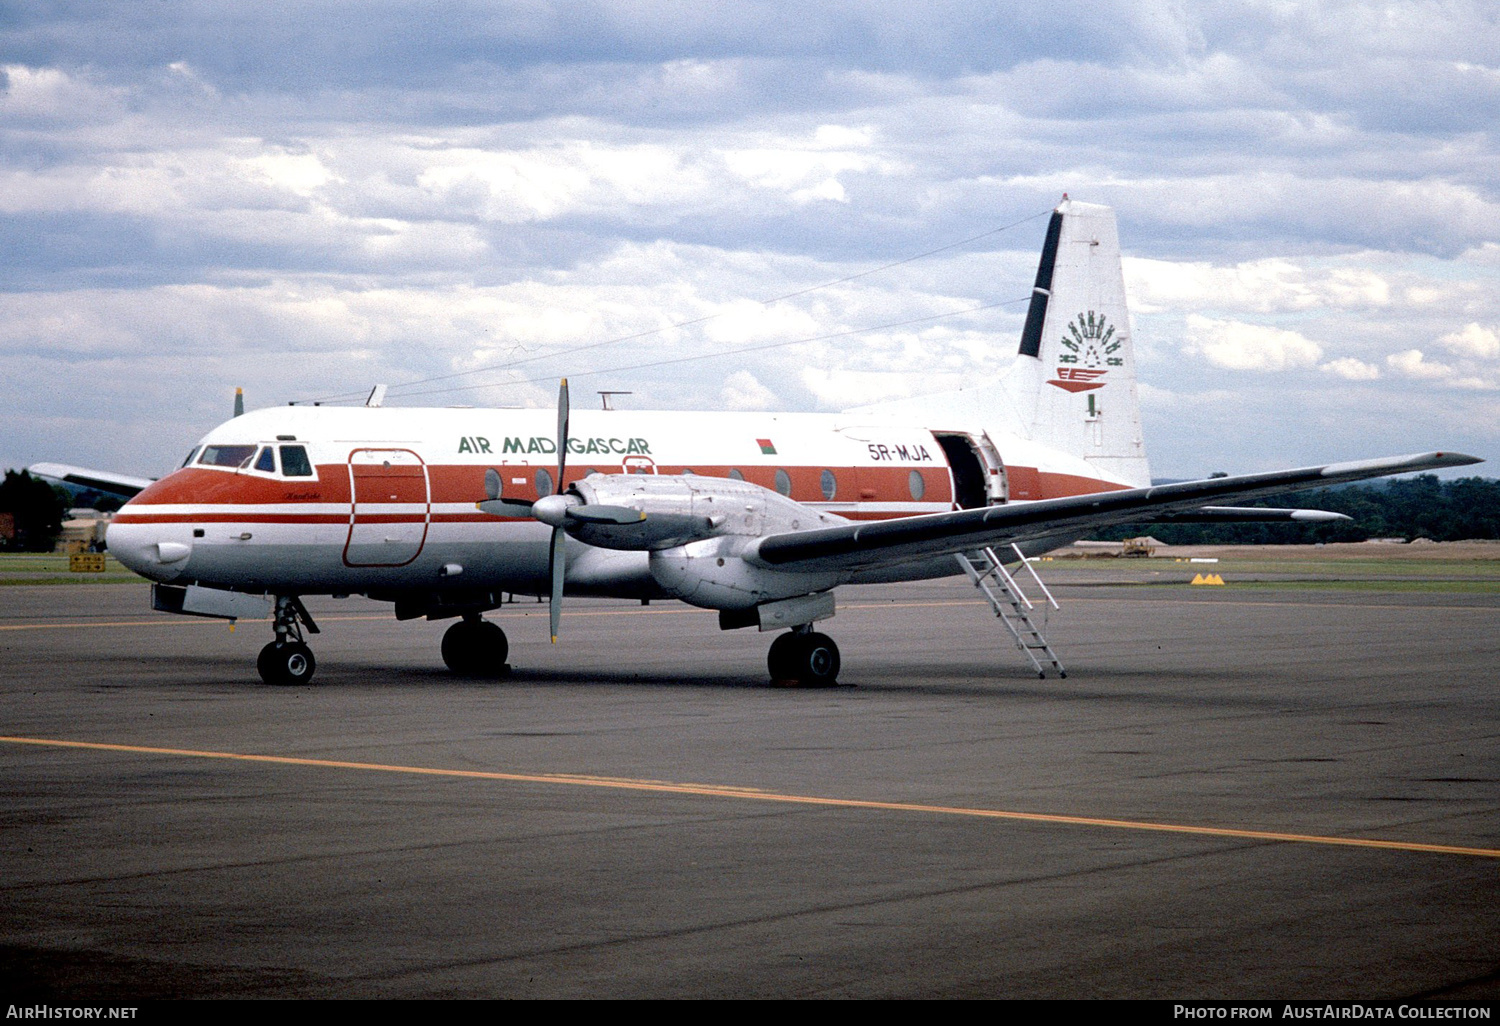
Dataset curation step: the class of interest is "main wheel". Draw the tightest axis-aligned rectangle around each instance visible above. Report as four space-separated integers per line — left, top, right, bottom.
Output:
795 632 841 687
767 631 801 682
258 641 316 686
767 631 841 687
442 620 509 677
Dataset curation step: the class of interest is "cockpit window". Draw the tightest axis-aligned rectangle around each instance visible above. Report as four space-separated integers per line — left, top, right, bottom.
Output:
181 447 200 468
254 447 276 473
198 444 258 468
279 445 313 477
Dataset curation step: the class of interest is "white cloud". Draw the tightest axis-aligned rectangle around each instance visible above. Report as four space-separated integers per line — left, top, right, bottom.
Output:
1384 340 1500 392
1320 357 1381 381
1387 348 1453 380
1182 315 1323 372
800 367 967 408
1438 323 1500 360
719 370 777 410
1126 256 1391 316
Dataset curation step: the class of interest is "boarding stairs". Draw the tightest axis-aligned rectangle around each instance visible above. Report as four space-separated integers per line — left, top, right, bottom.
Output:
955 544 1066 679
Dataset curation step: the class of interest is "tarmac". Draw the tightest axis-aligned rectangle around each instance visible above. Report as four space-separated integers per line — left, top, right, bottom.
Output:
2 568 1498 999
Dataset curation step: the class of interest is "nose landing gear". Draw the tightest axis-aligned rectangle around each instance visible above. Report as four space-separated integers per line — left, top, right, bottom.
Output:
767 627 841 687
257 595 321 686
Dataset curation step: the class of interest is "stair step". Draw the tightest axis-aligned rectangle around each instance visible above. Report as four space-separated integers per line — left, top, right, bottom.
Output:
956 548 1066 678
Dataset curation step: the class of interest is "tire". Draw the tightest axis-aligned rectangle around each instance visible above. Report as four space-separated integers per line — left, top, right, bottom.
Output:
443 620 509 677
474 621 509 676
441 621 478 674
795 632 840 687
259 641 316 686
768 631 841 687
767 631 801 682
257 641 280 684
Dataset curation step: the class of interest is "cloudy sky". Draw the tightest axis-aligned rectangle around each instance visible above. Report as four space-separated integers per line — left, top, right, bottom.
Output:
3 1 1497 480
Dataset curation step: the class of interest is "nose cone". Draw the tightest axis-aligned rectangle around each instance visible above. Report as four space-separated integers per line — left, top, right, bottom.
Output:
106 518 191 583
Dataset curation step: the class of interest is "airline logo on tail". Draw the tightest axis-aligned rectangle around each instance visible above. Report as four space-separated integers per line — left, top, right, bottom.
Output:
1049 311 1122 392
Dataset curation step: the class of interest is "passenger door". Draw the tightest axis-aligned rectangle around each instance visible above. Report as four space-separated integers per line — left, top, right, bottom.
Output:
344 448 430 567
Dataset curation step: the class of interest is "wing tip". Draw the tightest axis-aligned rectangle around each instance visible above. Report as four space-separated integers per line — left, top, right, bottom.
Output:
1321 451 1485 478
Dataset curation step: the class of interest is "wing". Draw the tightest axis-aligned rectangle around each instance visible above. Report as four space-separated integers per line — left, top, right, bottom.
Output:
28 463 154 499
747 451 1482 573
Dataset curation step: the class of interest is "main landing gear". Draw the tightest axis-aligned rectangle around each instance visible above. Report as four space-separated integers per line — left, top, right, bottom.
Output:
258 595 321 686
767 627 841 687
441 615 510 677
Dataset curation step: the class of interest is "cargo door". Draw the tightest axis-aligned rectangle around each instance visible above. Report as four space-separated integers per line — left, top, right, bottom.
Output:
344 448 430 567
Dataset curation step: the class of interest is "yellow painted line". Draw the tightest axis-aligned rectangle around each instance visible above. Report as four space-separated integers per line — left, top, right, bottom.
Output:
3 735 1496 860
0 607 717 632
0 615 385 632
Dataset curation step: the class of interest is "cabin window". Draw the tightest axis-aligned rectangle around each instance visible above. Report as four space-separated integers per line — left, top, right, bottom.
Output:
820 469 837 500
254 447 276 473
908 470 926 500
774 469 792 496
280 445 313 477
535 468 554 496
180 447 199 468
727 468 744 481
198 444 257 468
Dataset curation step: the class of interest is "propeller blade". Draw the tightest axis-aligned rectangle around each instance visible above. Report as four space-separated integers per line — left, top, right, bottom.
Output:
555 377 570 488
483 468 502 499
565 504 647 525
548 526 566 643
476 498 536 518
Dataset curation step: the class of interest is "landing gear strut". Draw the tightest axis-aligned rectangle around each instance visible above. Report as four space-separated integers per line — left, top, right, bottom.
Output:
442 616 509 677
767 627 841 687
258 595 320 686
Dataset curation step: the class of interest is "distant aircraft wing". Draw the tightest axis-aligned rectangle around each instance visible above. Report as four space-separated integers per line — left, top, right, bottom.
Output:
748 452 1481 573
28 463 154 499
1131 506 1351 523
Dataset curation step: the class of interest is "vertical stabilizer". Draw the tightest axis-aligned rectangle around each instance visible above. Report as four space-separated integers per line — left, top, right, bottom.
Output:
1001 200 1150 487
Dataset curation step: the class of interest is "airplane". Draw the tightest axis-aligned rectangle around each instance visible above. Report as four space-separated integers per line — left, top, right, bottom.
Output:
94 199 1481 686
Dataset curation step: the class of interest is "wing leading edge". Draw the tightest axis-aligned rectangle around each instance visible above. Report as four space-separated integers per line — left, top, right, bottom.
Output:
747 451 1482 573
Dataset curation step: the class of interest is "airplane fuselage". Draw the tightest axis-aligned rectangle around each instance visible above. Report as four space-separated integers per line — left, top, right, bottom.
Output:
108 403 1130 604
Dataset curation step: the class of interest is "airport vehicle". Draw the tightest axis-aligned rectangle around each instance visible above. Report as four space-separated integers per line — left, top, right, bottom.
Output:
92 200 1480 685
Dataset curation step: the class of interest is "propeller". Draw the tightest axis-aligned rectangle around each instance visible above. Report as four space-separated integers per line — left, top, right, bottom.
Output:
476 468 536 518
474 378 645 642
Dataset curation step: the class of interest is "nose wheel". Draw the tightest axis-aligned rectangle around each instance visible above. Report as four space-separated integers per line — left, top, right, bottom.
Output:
767 630 841 687
258 641 317 686
442 617 510 677
257 594 321 685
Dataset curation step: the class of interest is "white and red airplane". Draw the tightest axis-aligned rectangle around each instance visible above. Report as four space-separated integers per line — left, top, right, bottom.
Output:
88 200 1478 685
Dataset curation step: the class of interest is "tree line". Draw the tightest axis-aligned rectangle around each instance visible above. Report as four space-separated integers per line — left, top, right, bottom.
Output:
1097 475 1500 545
0 470 123 552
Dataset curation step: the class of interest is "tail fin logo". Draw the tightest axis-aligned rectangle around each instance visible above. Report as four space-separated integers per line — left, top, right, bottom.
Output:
1049 311 1123 392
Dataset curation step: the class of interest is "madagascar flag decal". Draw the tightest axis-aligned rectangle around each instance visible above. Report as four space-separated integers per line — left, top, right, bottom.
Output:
757 438 777 455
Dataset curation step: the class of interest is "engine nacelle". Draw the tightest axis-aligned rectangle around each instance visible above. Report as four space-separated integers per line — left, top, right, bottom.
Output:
568 474 847 610
648 535 842 610
567 473 844 547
